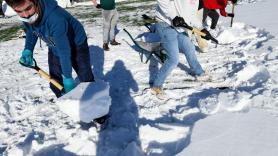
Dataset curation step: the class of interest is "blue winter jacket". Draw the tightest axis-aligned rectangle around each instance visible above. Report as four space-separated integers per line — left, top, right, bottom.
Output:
23 0 87 78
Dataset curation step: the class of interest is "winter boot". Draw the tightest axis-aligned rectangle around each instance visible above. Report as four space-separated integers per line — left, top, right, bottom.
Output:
110 39 121 45
93 115 109 131
103 43 110 51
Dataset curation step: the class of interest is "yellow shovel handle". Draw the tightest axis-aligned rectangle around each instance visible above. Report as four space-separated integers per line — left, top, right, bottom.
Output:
192 27 206 37
38 69 64 91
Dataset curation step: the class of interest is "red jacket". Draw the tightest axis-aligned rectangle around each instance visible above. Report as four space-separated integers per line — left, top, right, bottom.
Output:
203 0 228 17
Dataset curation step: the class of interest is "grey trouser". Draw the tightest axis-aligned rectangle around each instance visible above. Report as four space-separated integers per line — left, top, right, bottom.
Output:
102 9 119 43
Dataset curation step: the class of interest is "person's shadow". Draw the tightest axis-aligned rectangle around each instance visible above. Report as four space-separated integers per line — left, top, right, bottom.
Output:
89 45 105 80
94 60 142 155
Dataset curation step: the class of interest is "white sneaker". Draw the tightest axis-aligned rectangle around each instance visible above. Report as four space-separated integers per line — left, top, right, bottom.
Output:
196 71 211 81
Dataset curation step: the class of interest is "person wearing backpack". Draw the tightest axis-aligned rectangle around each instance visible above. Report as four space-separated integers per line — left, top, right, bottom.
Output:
92 0 121 51
201 0 238 29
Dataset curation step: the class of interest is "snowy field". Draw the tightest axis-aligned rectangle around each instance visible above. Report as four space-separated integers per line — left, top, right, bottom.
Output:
1 0 278 156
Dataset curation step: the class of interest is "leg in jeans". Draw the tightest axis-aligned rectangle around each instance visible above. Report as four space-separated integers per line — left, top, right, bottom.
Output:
71 39 95 82
153 22 179 88
109 9 119 41
178 32 204 76
48 49 64 98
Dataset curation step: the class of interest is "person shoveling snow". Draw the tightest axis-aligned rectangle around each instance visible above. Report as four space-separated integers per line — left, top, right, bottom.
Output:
7 0 110 127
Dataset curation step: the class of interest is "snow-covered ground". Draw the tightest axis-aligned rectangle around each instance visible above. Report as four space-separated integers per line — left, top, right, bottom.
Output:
1 0 278 156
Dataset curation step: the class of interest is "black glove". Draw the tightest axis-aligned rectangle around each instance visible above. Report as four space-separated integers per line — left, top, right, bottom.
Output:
201 29 210 40
201 29 219 44
96 4 101 9
172 16 188 28
227 13 234 18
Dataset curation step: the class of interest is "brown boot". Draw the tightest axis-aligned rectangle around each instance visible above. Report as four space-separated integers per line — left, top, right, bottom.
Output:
103 43 110 51
110 39 121 45
150 87 162 95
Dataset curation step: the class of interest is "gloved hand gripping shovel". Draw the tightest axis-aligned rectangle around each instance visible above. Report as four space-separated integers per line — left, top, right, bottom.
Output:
19 59 111 124
19 58 64 92
179 23 219 44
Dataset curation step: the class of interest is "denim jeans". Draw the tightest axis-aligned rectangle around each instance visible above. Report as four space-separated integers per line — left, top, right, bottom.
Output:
48 39 94 97
153 22 204 88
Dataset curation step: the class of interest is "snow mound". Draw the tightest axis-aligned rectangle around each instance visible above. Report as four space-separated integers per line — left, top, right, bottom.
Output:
234 64 270 87
198 91 251 115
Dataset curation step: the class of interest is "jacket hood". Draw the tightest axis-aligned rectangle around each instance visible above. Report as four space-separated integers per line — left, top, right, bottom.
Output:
36 0 58 27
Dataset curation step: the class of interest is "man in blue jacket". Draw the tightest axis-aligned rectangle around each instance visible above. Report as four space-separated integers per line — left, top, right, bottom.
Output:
6 0 95 98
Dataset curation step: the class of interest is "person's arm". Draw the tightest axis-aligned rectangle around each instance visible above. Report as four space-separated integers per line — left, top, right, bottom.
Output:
23 23 38 52
49 17 72 79
156 0 177 23
219 8 228 17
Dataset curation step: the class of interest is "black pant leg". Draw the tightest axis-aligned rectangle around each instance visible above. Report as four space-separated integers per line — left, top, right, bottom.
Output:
71 39 95 82
48 49 64 98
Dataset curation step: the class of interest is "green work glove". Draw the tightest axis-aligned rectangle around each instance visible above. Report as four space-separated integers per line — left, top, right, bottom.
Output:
62 76 75 93
19 49 33 66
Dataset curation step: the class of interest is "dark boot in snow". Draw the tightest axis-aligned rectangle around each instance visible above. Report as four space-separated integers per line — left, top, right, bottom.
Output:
94 115 109 131
103 43 110 51
110 39 121 45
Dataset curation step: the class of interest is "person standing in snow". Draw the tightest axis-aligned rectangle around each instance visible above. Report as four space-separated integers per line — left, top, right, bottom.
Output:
92 0 120 51
201 0 238 29
151 0 209 98
5 0 94 98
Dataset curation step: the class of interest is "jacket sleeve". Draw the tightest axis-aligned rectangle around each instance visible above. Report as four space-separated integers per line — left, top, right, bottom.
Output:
24 23 38 51
49 17 73 78
220 8 228 16
156 0 177 24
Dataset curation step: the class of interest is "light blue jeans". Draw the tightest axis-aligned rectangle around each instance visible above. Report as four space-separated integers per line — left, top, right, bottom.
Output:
153 22 204 88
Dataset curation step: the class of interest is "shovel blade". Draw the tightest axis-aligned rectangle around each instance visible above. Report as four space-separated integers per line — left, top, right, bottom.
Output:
56 80 111 123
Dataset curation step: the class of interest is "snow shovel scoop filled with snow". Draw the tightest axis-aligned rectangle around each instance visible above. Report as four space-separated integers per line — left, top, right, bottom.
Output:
20 59 111 123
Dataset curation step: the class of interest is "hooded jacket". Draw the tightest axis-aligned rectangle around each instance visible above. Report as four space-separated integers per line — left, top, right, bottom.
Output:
23 0 87 78
203 0 228 17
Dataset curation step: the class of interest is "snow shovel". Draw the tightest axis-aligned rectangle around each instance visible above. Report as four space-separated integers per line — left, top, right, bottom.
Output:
19 58 64 91
142 14 218 44
20 59 111 123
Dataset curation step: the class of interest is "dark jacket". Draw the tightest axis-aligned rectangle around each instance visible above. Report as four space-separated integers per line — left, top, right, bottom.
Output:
24 0 87 78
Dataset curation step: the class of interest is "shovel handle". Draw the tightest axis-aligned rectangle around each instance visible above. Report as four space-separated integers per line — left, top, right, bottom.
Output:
230 4 235 27
20 59 64 91
38 69 64 91
192 27 206 36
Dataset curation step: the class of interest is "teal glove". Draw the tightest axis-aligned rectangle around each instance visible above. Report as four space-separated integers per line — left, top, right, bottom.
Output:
62 76 75 93
19 49 33 66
